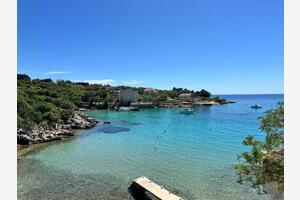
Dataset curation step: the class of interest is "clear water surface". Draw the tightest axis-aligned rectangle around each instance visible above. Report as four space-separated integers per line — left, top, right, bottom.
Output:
18 94 283 200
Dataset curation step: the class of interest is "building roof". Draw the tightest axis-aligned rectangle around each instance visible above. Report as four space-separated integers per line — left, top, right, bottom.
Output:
144 88 156 92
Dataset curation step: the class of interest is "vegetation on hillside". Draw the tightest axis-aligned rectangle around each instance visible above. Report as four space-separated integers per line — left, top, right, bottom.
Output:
235 102 284 193
17 74 214 130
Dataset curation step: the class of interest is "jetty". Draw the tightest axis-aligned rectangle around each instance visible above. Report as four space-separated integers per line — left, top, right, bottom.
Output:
129 176 183 200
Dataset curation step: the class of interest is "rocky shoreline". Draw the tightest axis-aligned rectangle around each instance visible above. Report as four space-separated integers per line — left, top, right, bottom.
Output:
17 111 98 145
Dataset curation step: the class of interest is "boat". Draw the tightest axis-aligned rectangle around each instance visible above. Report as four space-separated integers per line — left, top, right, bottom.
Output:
179 108 194 114
116 106 130 111
251 104 262 109
117 106 139 112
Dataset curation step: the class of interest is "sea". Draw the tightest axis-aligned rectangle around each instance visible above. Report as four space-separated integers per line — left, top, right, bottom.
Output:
18 94 284 200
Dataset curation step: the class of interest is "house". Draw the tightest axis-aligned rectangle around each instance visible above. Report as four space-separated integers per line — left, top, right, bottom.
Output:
119 89 137 104
178 93 194 102
144 88 156 93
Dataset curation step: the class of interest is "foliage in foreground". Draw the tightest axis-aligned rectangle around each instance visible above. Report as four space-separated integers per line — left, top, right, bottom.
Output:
235 102 284 193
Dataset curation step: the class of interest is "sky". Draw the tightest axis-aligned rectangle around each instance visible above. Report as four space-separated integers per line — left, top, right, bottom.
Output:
18 0 283 94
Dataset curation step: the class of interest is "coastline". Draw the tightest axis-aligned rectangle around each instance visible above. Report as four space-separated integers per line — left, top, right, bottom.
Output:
17 129 86 158
17 103 235 158
17 95 283 200
17 111 99 157
18 142 53 157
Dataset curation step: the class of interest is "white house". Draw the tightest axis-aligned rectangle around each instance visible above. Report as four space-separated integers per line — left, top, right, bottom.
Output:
119 89 137 103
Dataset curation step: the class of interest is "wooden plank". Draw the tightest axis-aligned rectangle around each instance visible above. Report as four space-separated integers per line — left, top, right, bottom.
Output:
133 176 183 200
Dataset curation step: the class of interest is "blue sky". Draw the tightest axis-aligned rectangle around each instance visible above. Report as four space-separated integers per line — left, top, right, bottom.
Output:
18 0 283 94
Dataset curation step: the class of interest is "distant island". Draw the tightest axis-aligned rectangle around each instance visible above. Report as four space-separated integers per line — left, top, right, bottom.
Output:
17 74 234 146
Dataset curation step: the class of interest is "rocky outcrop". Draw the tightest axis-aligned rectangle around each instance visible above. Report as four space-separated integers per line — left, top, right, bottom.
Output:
17 112 98 145
67 112 98 129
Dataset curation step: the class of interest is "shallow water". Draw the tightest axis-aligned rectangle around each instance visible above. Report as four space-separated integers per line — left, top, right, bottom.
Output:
18 94 283 200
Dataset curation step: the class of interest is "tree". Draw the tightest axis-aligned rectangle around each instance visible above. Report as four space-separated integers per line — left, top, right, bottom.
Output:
235 102 284 193
197 89 211 98
17 73 216 131
17 74 31 81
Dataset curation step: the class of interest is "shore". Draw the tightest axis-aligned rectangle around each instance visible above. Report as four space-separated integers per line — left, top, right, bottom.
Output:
17 128 87 157
18 142 53 157
17 111 99 156
17 103 235 157
17 96 280 200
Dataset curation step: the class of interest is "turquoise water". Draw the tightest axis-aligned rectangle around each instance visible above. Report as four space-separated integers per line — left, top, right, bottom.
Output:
18 94 283 200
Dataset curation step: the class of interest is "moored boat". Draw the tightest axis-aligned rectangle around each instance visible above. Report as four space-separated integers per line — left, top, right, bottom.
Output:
251 104 262 109
179 108 194 114
117 106 139 112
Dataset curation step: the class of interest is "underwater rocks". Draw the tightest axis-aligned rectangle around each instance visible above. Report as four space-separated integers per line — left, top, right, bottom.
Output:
17 111 98 145
97 125 130 134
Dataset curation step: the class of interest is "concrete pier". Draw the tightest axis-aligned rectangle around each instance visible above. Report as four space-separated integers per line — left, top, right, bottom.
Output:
130 176 183 200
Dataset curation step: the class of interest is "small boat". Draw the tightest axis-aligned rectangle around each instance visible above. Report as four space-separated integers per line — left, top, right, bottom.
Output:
251 104 262 109
117 106 131 111
117 106 139 112
179 108 194 114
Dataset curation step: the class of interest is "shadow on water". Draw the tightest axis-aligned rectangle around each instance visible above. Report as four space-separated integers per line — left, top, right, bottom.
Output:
128 183 153 200
94 119 143 134
115 120 142 126
127 182 196 200
97 125 130 134
79 119 141 137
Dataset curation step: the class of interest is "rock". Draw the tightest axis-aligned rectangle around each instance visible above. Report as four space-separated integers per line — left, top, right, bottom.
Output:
46 134 54 139
17 112 98 145
34 138 44 143
60 124 71 130
17 134 32 145
67 112 98 130
53 136 63 141
61 130 75 136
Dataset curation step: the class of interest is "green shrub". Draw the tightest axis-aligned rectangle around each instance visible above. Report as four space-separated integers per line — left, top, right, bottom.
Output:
17 74 214 130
